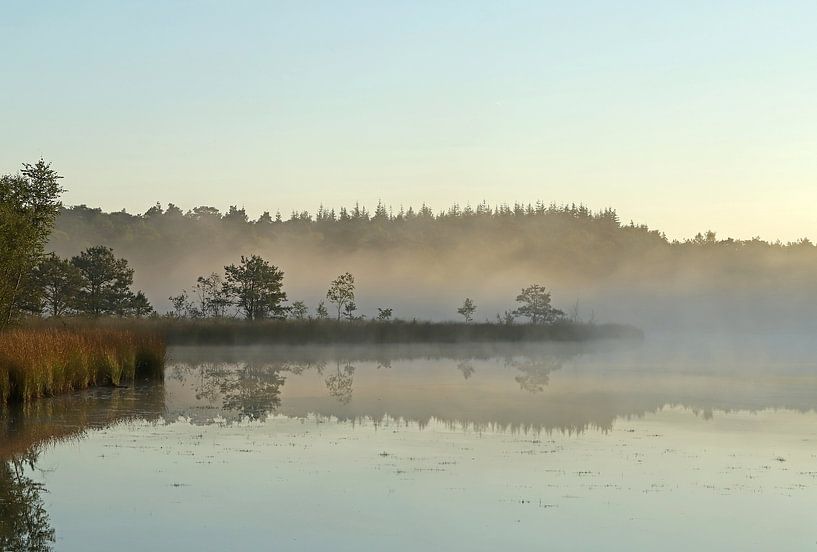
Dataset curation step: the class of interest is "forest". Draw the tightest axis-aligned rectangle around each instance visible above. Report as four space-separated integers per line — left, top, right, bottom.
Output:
45 197 817 330
7 157 817 329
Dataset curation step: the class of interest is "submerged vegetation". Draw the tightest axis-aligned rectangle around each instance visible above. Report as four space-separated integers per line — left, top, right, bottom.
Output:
0 328 165 405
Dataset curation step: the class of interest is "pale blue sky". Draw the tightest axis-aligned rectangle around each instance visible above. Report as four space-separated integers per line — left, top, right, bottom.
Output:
2 1 816 240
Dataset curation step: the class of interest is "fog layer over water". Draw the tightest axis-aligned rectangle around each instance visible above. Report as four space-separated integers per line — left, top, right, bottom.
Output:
2 335 817 550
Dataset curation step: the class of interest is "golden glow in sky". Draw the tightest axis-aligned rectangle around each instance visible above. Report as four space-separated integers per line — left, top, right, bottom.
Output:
2 1 816 241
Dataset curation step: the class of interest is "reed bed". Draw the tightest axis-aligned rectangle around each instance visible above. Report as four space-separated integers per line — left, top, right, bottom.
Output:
0 328 165 405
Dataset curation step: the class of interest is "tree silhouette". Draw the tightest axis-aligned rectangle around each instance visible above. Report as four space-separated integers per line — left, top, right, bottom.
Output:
26 254 83 317
71 246 142 317
129 291 154 317
193 272 229 317
0 160 63 327
342 301 358 321
512 284 564 324
289 300 308 320
457 298 476 323
223 255 287 320
326 272 355 320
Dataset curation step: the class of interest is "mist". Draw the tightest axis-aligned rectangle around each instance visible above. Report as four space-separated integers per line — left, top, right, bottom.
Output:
47 202 817 334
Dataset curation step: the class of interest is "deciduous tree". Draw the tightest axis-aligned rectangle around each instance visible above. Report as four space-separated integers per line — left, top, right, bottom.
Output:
223 255 287 320
326 272 355 320
0 160 63 327
289 300 308 320
512 284 564 324
457 298 476 323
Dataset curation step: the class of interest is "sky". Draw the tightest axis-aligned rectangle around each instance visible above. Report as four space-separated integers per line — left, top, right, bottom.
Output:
2 0 816 241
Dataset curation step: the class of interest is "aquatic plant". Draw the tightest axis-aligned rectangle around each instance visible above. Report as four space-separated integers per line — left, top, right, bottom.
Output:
0 328 165 405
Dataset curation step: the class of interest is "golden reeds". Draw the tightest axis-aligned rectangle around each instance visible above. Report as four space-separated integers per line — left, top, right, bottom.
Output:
0 328 165 405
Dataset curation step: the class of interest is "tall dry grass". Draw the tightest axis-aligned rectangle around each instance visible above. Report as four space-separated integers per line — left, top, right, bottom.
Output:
0 328 165 405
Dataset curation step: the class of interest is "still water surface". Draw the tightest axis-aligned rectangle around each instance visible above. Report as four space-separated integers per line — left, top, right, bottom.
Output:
2 336 816 550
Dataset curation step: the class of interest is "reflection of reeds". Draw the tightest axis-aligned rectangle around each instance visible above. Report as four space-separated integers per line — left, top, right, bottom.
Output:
0 328 165 405
0 384 166 460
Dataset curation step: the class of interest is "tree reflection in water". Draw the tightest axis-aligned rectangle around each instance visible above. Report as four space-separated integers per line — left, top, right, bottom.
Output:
192 362 286 420
0 386 166 551
168 344 584 421
506 355 564 393
175 359 345 419
456 361 475 380
0 453 55 552
325 362 355 404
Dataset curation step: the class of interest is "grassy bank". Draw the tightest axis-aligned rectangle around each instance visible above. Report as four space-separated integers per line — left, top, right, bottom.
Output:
0 328 165 405
151 318 643 345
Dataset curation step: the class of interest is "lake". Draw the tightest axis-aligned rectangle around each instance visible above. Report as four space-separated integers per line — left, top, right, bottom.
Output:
2 334 816 551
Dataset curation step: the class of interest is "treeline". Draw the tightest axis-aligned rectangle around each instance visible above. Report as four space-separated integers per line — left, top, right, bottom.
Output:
12 159 817 328
49 195 817 300
3 160 573 326
168 256 567 325
54 200 817 253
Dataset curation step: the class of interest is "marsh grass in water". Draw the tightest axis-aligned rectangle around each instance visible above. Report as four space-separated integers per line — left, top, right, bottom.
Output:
0 328 165 405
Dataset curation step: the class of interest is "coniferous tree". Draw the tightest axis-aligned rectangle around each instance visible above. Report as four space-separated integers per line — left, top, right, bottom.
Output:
71 246 138 317
28 254 83 317
129 291 154 317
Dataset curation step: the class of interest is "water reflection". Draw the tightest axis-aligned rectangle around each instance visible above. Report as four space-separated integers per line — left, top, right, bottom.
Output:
158 340 817 434
507 355 563 393
164 343 580 427
4 338 817 450
324 362 355 404
0 386 166 552
0 454 55 552
3 339 817 551
184 361 286 420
